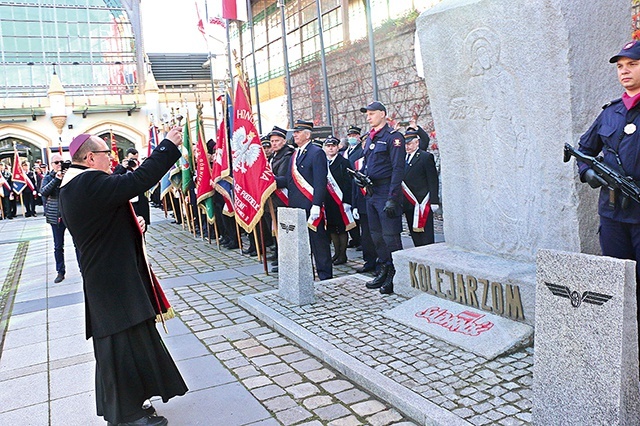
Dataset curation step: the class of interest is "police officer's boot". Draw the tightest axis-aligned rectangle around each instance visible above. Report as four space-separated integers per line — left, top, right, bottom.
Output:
379 264 396 294
366 263 389 289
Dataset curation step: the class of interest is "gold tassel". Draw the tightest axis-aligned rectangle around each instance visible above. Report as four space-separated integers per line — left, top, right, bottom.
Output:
156 307 176 324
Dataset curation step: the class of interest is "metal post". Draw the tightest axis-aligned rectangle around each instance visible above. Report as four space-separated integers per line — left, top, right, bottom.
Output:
364 0 379 100
314 0 332 127
246 0 263 133
204 2 219 130
226 20 235 94
278 0 294 128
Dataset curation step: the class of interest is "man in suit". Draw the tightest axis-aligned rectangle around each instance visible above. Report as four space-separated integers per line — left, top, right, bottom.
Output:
276 120 332 280
59 130 187 426
342 126 364 249
402 128 440 247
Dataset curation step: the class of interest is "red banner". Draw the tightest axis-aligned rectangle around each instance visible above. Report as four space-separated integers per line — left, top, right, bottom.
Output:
212 118 230 184
231 79 275 232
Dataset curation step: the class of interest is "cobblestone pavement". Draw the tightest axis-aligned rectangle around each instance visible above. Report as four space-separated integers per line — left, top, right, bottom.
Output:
146 210 532 426
145 213 418 425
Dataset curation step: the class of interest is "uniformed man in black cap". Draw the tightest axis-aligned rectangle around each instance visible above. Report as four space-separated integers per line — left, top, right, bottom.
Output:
359 101 405 294
275 120 332 280
343 126 364 250
402 127 440 247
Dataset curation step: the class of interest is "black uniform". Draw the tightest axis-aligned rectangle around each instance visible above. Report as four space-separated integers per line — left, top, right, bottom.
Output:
402 149 439 247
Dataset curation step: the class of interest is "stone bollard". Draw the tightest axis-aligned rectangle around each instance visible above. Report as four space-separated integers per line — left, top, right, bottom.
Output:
277 207 315 305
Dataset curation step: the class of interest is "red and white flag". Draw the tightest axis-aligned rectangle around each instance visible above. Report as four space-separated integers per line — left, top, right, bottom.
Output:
230 78 275 232
222 0 247 21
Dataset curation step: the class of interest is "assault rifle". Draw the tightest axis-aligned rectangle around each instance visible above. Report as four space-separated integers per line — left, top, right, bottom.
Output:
563 143 640 207
346 168 373 190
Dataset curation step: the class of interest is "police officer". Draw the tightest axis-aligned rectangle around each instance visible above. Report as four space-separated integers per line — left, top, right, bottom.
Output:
360 101 405 294
577 40 640 356
276 120 332 280
402 128 440 247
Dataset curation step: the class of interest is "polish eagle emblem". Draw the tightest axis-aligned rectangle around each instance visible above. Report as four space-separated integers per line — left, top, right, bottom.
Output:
214 147 224 166
231 126 261 173
544 282 613 308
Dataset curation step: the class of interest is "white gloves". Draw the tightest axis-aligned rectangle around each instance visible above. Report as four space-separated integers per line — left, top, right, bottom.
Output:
310 205 321 221
352 208 360 220
431 204 441 215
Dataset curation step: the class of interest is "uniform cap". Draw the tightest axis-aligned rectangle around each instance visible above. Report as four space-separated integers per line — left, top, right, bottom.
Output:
292 120 314 131
360 101 387 114
404 127 419 141
347 125 361 135
69 134 93 157
268 125 287 139
323 135 340 146
609 40 640 63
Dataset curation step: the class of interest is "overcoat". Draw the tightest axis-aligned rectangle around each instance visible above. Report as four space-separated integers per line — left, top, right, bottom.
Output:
325 155 353 230
276 142 328 211
402 149 440 211
59 139 180 339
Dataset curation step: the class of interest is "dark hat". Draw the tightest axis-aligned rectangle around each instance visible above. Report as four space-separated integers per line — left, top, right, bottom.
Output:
404 127 419 141
69 133 93 157
347 125 361 135
323 135 340 146
260 135 272 147
360 101 387 114
206 139 215 155
311 138 324 148
268 125 287 139
292 120 314 131
609 40 640 63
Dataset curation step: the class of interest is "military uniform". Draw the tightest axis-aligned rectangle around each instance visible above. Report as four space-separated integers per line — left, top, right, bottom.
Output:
360 102 405 293
402 148 440 247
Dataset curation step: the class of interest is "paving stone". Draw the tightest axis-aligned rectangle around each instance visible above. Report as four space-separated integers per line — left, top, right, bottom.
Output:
233 365 261 379
303 368 336 383
274 406 313 425
251 354 281 367
351 400 386 417
321 379 354 394
366 409 404 426
242 345 271 357
334 388 369 405
287 382 321 399
272 345 299 356
242 375 273 389
234 338 260 349
261 363 294 377
314 403 351 421
290 358 324 373
252 384 286 401
263 395 299 412
327 415 363 426
272 372 303 387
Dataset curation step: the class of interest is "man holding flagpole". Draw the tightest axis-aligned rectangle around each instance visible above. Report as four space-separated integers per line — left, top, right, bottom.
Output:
59 128 187 426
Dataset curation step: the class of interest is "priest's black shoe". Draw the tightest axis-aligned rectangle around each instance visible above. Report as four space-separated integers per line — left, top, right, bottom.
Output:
365 264 389 289
107 415 168 426
355 264 376 274
379 265 396 294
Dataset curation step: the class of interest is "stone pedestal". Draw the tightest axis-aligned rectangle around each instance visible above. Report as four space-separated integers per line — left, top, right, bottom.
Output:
277 208 315 305
533 249 639 425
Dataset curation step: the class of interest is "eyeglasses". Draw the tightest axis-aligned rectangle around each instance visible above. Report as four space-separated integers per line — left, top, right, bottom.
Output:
52 161 63 165
91 150 112 157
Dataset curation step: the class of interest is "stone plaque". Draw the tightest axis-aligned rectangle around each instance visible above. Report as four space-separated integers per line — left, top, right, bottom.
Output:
383 293 533 360
277 207 314 305
533 249 639 425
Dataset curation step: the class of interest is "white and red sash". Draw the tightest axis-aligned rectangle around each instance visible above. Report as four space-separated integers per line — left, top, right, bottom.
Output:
274 188 289 206
0 175 10 195
25 173 36 194
402 182 431 232
326 168 356 231
291 149 324 231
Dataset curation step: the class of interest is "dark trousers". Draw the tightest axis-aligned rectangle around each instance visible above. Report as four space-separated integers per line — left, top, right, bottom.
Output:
404 208 435 247
22 191 36 216
309 221 333 280
359 213 377 268
1 195 9 218
599 215 640 376
348 222 361 246
51 221 66 274
366 184 402 265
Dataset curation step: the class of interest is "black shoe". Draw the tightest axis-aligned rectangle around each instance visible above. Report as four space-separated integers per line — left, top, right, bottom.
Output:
366 264 389 289
242 248 256 255
267 253 278 261
380 265 396 294
271 266 279 273
108 415 168 426
333 255 347 265
54 273 65 283
142 400 157 417
355 264 376 273
271 260 278 267
226 242 239 250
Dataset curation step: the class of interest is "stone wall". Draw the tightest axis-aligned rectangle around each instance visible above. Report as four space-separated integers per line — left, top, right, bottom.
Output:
290 15 433 138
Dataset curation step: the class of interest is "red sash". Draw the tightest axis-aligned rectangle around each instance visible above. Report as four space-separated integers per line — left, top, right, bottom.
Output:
326 168 355 231
291 149 324 231
274 188 289 206
402 182 431 232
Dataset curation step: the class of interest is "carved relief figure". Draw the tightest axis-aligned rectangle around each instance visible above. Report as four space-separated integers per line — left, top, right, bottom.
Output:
449 27 534 256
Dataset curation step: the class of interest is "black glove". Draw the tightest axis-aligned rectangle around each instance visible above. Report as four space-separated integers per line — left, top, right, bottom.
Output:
582 169 607 189
383 199 398 218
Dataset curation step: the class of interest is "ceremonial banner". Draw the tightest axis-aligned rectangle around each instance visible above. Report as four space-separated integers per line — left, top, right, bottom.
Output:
108 131 119 172
230 78 275 232
148 124 159 157
181 112 194 192
194 105 216 224
212 93 231 184
222 0 247 21
11 149 26 195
